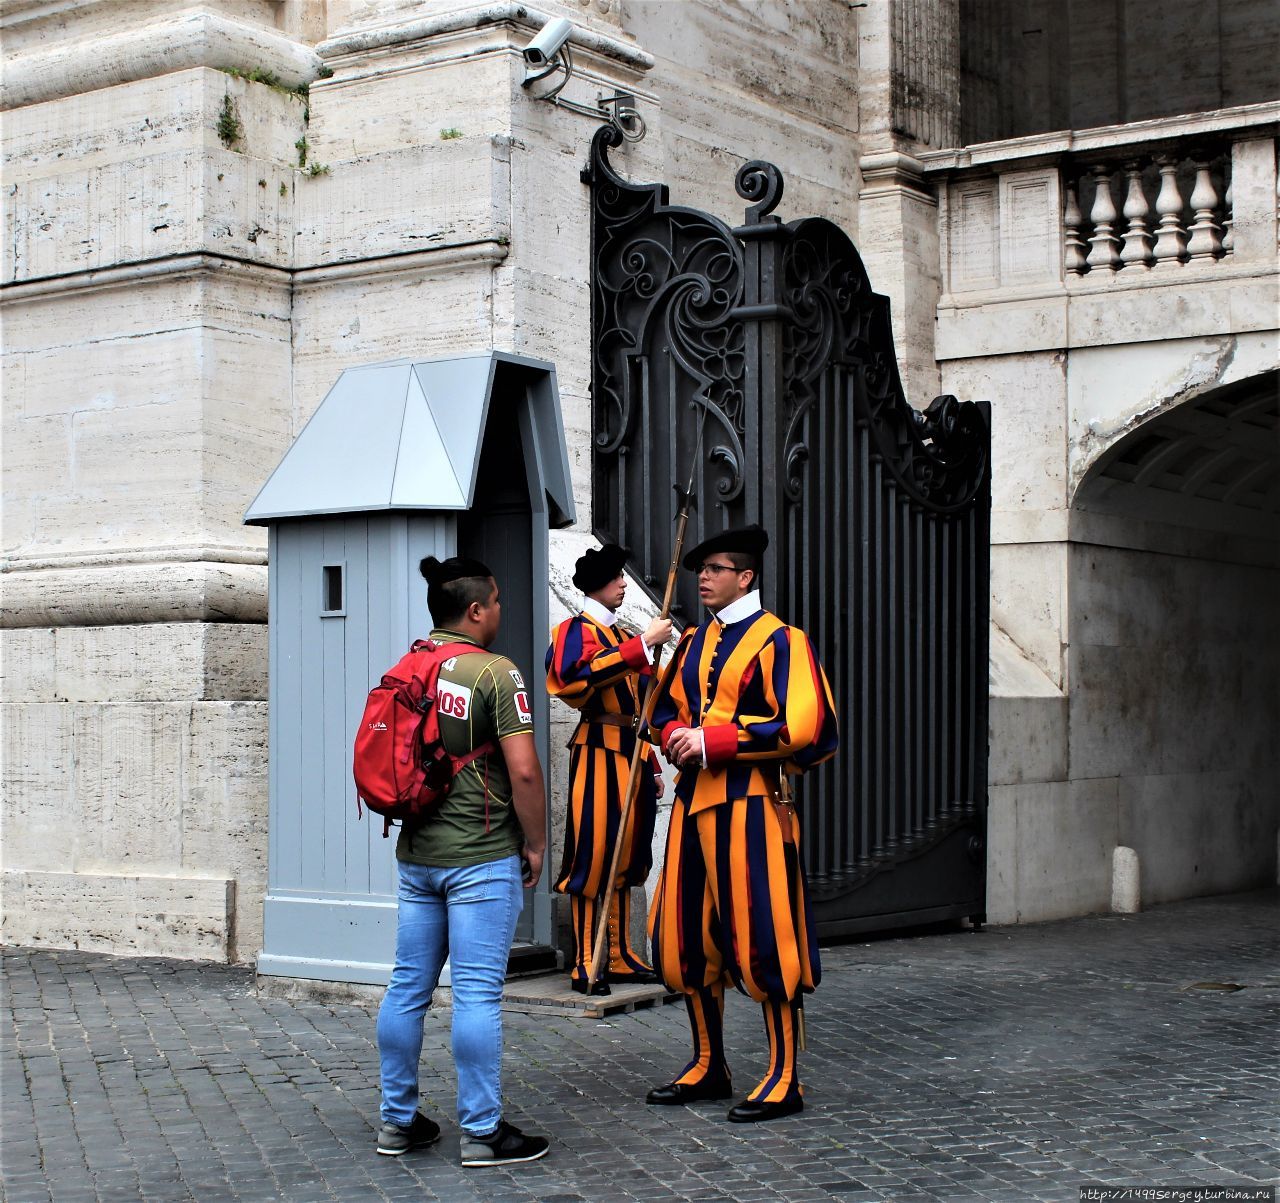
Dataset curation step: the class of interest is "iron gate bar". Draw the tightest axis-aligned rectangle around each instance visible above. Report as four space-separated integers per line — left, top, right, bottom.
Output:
585 125 992 934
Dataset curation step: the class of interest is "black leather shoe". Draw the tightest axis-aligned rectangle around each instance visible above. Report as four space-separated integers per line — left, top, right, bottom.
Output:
570 977 611 996
609 969 659 986
645 1076 733 1105
726 1097 804 1123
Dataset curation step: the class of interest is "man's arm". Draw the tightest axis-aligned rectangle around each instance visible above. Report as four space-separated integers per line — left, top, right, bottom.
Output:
545 616 669 706
500 732 547 887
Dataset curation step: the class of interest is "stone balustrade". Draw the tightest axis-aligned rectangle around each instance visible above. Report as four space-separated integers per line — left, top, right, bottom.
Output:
921 103 1278 300
1066 152 1231 276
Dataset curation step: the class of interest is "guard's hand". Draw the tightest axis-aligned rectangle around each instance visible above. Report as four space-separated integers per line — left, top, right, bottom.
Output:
653 773 666 800
643 616 673 648
665 727 703 769
521 846 544 888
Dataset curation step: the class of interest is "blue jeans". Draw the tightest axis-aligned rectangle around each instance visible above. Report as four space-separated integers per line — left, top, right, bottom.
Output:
377 855 523 1135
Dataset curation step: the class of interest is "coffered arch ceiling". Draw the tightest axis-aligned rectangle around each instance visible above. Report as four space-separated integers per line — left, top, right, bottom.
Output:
1074 369 1279 547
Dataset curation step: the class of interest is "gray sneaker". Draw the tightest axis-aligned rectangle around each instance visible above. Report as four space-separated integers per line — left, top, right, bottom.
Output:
459 1120 550 1167
376 1111 441 1156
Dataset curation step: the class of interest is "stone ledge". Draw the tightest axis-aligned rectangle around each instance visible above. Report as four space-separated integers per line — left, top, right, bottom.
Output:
0 869 235 961
937 272 1279 359
919 100 1280 174
1 8 324 113
0 561 267 627
317 3 653 72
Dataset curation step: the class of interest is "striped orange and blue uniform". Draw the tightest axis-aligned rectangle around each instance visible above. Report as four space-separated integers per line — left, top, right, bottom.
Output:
546 612 659 981
646 607 838 1103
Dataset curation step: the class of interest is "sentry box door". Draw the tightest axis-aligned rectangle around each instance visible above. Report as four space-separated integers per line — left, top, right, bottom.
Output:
246 353 574 984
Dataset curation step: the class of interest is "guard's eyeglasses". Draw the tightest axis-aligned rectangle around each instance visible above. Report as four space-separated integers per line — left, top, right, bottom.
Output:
697 562 741 577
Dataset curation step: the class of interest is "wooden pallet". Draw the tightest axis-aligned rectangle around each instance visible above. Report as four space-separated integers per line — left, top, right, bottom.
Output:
502 973 679 1019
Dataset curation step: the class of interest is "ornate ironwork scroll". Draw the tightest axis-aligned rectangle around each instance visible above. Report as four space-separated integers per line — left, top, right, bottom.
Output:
586 126 992 933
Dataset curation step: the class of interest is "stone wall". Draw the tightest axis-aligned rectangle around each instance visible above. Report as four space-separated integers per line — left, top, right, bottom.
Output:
960 0 1280 142
1 55 299 960
1 0 865 964
1068 544 1279 908
4 0 1273 965
931 114 1280 921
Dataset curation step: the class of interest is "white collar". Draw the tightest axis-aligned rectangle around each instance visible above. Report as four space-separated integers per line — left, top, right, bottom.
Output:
713 589 763 626
582 596 617 627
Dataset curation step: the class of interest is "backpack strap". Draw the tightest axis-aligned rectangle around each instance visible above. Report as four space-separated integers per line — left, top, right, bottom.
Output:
411 637 490 657
427 641 500 774
451 740 497 772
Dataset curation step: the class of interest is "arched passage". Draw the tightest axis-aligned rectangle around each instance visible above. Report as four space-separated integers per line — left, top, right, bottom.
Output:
1068 369 1279 904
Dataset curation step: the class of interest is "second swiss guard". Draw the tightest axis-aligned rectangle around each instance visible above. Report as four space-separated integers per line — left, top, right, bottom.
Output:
545 544 672 995
643 524 839 1122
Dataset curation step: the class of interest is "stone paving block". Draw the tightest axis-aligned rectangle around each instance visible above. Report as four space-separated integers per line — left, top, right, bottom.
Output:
5 893 1280 1201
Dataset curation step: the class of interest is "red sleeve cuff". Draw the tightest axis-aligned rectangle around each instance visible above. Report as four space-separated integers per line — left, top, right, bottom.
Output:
701 725 740 766
659 721 683 752
618 634 650 670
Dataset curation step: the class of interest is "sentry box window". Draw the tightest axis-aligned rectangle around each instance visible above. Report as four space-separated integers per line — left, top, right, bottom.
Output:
321 564 345 616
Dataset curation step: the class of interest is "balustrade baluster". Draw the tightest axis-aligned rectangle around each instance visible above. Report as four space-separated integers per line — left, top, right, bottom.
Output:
1221 178 1233 254
1152 156 1188 266
1119 162 1153 268
1063 181 1087 276
1186 163 1223 261
1086 165 1121 271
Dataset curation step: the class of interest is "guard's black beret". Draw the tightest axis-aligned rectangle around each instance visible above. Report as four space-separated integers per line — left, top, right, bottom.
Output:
681 524 769 571
419 555 493 585
573 543 630 593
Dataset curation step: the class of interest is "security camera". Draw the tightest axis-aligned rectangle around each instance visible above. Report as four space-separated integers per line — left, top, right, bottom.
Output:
523 17 573 67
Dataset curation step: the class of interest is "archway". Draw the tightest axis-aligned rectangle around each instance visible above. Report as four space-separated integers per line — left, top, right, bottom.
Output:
1068 369 1279 904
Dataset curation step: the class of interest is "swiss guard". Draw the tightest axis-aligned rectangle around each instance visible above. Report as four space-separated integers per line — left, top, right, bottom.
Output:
644 524 838 1122
545 544 672 994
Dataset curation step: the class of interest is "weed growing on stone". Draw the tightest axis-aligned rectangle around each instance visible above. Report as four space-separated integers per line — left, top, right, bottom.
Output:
217 95 242 148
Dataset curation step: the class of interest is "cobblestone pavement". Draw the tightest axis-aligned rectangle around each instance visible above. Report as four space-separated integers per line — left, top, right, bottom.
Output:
3 890 1278 1203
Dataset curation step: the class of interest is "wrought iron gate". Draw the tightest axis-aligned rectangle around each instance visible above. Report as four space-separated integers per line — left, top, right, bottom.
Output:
585 127 991 934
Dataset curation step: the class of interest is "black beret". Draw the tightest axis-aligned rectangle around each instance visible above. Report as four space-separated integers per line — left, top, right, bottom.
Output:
681 524 769 571
419 555 493 585
573 543 630 593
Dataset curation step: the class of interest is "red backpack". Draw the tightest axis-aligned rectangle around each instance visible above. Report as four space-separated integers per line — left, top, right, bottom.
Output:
353 639 495 837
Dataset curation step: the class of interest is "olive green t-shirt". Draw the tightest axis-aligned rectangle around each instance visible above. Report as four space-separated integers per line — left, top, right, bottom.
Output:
396 630 534 868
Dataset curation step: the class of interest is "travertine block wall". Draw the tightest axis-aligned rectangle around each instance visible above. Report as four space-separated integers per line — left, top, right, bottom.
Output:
9 0 1268 964
934 126 1280 921
2 53 300 959
959 0 1280 142
620 0 858 228
0 0 866 963
1 624 267 959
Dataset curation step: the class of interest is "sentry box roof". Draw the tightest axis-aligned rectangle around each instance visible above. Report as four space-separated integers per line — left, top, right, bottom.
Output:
244 351 575 527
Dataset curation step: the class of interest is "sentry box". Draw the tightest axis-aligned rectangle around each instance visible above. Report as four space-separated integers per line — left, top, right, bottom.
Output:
245 352 575 985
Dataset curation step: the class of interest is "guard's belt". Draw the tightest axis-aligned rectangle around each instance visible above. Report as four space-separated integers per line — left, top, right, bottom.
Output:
567 712 640 747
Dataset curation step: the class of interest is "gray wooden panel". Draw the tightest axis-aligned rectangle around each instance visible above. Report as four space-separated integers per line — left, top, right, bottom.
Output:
321 518 348 893
516 389 556 943
259 895 399 985
269 525 305 891
297 521 327 894
457 383 553 947
258 353 573 981
342 515 374 898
